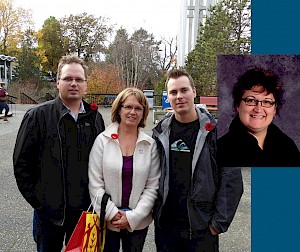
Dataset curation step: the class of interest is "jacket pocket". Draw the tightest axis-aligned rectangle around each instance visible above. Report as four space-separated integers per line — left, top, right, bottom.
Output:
191 200 215 212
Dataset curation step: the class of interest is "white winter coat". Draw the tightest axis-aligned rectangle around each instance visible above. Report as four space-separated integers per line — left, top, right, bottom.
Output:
88 122 160 232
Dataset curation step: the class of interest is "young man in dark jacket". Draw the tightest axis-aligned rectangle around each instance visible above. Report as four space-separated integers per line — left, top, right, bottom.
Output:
13 54 105 251
152 69 243 252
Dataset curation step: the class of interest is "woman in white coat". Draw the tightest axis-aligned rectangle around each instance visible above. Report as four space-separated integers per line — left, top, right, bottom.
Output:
88 87 160 252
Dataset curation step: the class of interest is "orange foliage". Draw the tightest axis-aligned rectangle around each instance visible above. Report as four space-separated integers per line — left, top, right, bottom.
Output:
87 64 123 94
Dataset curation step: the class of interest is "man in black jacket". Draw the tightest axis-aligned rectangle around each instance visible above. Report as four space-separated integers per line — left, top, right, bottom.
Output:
13 55 105 251
152 69 243 252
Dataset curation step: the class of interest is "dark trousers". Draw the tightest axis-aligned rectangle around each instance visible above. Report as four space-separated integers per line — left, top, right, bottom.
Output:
0 102 9 116
104 227 148 252
33 209 82 252
155 225 219 252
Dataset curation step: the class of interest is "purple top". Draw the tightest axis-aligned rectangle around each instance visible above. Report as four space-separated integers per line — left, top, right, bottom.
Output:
122 155 133 207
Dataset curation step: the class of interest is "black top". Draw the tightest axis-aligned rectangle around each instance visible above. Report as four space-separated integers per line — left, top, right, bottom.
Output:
161 118 199 229
217 115 300 167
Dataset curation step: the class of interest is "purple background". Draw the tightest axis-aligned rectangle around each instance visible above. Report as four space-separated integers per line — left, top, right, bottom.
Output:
217 54 300 150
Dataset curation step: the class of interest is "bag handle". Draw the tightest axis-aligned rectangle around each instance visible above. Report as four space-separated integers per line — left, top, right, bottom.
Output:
100 193 110 227
100 193 110 247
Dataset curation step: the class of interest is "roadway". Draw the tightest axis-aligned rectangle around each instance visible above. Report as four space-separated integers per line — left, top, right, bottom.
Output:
0 105 250 251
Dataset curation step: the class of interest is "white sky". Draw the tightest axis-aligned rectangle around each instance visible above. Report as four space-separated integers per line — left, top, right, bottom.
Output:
14 0 181 40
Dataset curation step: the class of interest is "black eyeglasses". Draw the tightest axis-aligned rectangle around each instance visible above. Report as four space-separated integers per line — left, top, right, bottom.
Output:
59 77 86 84
241 97 275 108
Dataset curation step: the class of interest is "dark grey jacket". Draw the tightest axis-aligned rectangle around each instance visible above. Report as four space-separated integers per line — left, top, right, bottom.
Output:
152 107 243 234
13 97 105 225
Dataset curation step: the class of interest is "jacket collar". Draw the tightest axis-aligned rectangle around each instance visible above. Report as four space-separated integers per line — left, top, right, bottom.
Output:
103 122 152 144
230 114 286 142
154 106 216 136
54 96 94 119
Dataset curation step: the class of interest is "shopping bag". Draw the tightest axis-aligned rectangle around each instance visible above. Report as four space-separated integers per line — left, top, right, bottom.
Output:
65 193 110 252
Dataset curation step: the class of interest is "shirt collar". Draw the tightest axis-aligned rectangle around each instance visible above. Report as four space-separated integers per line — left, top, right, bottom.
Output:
63 101 86 121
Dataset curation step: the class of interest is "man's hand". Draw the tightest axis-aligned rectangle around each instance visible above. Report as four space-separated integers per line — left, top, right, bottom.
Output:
209 225 218 236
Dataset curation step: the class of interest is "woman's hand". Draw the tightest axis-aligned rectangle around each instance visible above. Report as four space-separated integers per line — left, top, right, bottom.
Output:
111 210 130 229
111 212 122 222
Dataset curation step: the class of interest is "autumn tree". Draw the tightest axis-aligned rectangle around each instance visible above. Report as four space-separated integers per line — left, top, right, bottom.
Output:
10 28 54 102
186 0 251 96
131 28 162 89
105 28 132 86
158 36 178 73
37 16 67 75
106 27 161 90
87 64 122 94
16 28 41 80
61 12 112 60
0 0 33 55
152 36 178 99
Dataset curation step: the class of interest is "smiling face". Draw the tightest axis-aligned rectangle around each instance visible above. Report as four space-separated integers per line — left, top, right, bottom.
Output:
119 95 144 129
57 63 87 105
237 86 277 135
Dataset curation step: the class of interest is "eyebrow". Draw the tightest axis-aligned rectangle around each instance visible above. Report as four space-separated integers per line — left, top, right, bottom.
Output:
245 95 274 100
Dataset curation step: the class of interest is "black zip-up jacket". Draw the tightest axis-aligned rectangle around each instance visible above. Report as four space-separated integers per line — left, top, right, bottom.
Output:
152 107 243 234
218 115 300 167
13 97 105 225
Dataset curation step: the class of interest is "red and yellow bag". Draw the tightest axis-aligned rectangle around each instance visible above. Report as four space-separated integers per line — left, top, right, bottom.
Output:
65 193 110 252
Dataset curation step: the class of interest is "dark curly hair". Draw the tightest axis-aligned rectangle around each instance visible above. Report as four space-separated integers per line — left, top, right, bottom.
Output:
232 67 284 115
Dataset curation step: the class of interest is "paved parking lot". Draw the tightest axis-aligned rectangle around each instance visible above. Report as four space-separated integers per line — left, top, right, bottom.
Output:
0 105 250 251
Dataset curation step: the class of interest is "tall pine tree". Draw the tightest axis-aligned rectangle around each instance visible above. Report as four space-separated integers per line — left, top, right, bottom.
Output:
186 0 251 96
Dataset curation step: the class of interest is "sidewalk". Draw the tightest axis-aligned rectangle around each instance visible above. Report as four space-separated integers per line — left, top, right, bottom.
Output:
0 105 250 252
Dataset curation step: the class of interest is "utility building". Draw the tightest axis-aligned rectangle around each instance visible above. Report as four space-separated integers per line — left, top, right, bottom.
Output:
178 0 219 66
0 54 17 84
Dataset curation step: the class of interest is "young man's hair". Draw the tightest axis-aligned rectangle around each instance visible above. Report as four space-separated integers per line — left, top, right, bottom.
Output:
165 69 195 90
57 54 88 80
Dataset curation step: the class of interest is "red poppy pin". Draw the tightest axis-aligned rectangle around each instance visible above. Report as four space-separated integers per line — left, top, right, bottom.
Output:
90 103 98 111
205 122 214 131
111 133 118 139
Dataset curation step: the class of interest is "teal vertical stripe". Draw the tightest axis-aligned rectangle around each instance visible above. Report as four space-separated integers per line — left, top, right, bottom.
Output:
252 0 300 250
252 168 300 251
252 1 300 54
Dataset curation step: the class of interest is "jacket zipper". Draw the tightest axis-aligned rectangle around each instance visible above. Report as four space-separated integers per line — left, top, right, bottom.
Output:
57 111 69 226
187 192 193 240
187 123 203 239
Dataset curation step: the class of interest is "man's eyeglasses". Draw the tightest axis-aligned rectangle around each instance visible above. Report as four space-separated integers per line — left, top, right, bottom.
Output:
121 105 144 113
241 97 275 108
59 77 86 84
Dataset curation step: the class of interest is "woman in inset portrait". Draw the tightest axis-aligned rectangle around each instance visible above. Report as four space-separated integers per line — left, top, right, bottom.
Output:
218 67 300 167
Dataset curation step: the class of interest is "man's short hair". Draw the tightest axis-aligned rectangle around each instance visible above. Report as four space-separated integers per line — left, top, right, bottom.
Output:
165 69 195 90
57 54 88 80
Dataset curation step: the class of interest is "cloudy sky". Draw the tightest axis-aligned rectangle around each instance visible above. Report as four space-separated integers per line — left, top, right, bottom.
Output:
14 0 181 39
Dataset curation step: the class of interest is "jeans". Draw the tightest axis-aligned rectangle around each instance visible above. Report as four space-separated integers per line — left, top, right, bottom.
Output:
104 227 148 252
155 225 219 252
0 102 9 116
33 209 82 252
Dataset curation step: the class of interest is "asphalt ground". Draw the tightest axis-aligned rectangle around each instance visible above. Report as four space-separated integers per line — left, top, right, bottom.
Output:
0 105 250 251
